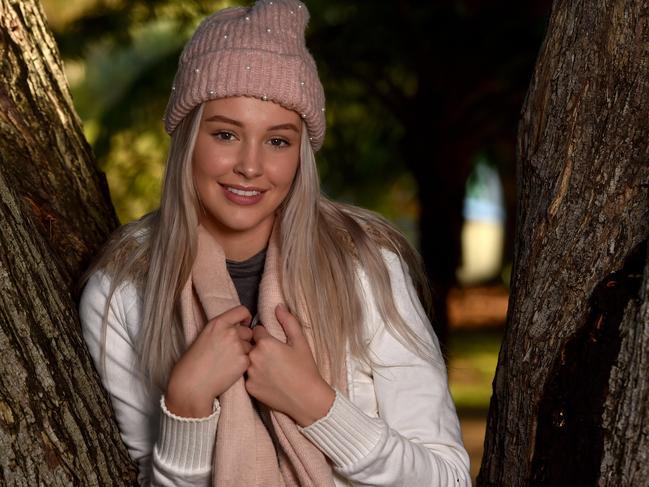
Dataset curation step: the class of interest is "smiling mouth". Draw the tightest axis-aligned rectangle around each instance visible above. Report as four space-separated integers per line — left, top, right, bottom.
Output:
226 186 261 197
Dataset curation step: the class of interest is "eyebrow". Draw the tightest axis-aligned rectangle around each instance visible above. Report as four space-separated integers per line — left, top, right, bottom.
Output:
204 115 242 126
204 115 300 133
268 123 300 133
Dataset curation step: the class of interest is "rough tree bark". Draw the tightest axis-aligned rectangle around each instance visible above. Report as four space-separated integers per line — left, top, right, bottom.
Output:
478 0 649 485
0 0 137 484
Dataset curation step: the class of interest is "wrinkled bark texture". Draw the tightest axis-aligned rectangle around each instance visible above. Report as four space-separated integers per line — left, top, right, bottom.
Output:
0 0 136 484
478 0 649 485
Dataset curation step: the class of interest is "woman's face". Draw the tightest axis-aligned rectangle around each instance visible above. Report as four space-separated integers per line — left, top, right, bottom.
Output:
192 96 301 258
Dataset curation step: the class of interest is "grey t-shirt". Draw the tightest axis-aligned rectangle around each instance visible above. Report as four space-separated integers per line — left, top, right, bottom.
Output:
225 247 267 320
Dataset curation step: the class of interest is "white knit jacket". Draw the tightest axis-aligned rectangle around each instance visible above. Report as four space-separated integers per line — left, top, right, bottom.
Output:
79 250 471 486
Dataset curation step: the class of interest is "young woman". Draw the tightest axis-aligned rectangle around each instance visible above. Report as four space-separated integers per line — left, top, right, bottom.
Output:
79 0 471 485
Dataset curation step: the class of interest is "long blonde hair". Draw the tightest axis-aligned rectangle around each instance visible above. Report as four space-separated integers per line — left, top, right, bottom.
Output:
84 102 436 390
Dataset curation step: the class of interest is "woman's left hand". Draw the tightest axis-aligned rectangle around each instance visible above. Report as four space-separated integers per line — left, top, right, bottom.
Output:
245 303 335 427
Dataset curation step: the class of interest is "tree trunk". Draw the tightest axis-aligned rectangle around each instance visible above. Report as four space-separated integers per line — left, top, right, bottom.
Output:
478 0 649 485
406 128 473 354
0 0 136 484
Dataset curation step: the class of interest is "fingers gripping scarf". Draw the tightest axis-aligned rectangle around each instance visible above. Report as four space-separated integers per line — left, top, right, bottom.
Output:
179 225 339 486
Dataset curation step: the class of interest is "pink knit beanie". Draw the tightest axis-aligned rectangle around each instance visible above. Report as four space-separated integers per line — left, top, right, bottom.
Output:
163 0 326 151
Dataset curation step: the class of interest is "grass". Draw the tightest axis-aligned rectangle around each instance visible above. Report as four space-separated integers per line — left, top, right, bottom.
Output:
447 327 503 412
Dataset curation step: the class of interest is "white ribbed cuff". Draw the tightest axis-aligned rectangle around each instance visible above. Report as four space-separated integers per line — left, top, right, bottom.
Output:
154 395 220 471
299 389 386 468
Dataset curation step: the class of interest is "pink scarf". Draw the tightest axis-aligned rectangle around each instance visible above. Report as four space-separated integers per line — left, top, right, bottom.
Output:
180 225 338 486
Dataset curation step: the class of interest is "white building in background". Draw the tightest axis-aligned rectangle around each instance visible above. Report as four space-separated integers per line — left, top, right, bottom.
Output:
456 159 506 285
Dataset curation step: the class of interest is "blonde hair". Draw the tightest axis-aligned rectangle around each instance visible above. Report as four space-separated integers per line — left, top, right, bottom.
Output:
84 103 436 390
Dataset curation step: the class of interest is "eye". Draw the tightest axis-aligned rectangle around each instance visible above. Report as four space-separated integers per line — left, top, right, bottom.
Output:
212 131 236 141
269 137 290 147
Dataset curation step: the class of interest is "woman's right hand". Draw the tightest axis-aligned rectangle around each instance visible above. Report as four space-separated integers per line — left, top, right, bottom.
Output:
165 305 253 418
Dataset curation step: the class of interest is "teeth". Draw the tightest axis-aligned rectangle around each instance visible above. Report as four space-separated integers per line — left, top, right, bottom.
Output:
227 186 260 197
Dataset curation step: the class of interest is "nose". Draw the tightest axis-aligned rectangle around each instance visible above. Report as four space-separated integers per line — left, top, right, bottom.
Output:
234 141 263 179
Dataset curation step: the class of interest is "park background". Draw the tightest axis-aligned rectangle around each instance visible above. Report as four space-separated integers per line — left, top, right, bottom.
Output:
41 0 553 483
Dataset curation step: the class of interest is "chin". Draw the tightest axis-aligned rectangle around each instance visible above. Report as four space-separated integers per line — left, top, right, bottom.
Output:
216 213 275 234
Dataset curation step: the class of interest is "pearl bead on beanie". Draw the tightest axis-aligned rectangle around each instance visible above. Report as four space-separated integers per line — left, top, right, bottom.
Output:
163 0 326 151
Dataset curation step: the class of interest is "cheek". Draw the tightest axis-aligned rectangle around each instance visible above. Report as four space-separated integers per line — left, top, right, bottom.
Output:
192 165 211 204
270 157 300 189
192 157 225 203
192 156 210 193
192 134 234 178
193 152 231 180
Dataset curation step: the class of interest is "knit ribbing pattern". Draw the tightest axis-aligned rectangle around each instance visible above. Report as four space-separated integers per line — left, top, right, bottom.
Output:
163 0 326 151
300 390 386 469
155 396 220 470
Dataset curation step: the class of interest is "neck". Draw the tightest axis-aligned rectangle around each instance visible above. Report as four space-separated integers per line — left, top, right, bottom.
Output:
200 215 275 261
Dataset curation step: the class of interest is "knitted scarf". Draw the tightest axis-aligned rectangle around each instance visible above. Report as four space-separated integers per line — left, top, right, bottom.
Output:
179 225 338 486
